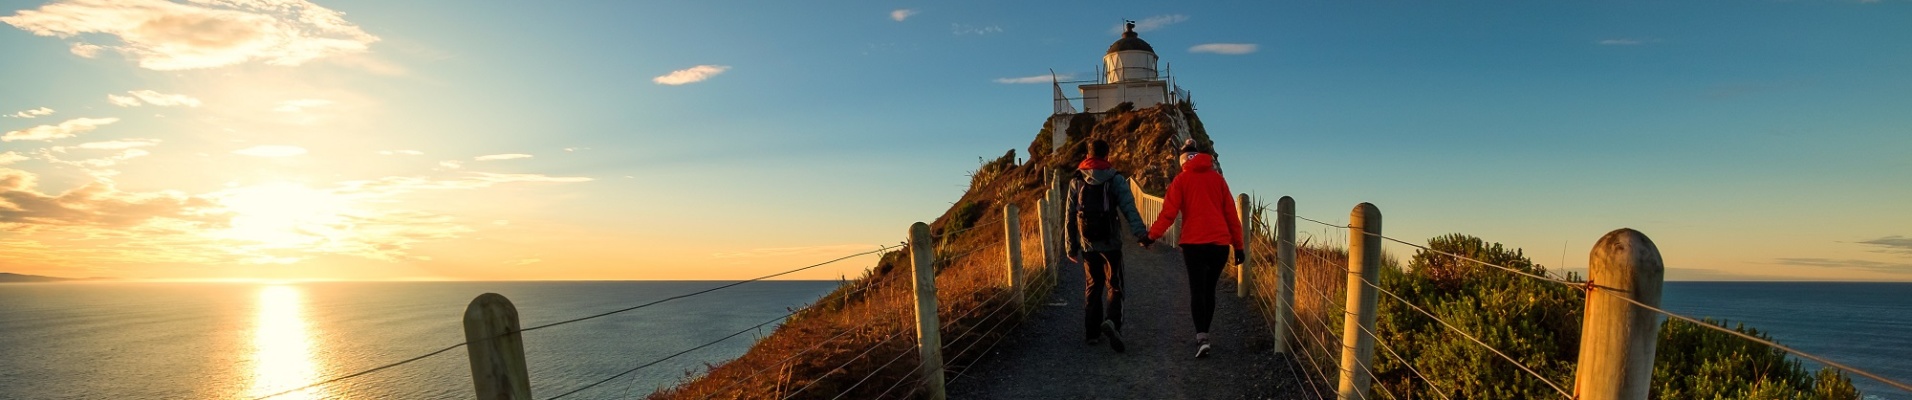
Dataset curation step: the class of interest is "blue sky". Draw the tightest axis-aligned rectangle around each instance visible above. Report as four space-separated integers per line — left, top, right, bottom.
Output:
1 0 1907 280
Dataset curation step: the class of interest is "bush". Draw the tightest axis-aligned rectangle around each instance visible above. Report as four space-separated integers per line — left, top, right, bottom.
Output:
1654 318 1859 400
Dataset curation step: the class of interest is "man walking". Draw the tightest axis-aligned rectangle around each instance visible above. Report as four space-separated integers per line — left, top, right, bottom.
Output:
1066 139 1152 353
1146 139 1244 358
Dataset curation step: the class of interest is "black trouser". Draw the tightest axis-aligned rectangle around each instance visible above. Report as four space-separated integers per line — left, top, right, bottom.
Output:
1182 244 1230 334
1082 250 1125 339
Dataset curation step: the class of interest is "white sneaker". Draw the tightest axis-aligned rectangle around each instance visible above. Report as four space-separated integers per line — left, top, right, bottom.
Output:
1194 337 1211 358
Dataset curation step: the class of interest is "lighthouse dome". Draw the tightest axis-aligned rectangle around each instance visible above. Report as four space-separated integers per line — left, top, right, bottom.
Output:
1107 30 1155 54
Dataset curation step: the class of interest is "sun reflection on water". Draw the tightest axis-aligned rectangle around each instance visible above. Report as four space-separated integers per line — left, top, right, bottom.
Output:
247 285 327 399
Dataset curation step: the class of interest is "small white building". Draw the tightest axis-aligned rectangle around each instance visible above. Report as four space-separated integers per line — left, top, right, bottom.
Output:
1078 21 1171 113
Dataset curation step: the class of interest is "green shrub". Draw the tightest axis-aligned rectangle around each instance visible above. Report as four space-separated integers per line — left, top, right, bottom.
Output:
1360 234 1859 400
1653 318 1859 400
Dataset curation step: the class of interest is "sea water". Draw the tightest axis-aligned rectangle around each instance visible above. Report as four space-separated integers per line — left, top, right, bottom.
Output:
0 281 836 399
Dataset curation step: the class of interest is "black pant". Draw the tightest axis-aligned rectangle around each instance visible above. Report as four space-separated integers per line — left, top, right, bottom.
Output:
1182 244 1229 334
1082 250 1125 338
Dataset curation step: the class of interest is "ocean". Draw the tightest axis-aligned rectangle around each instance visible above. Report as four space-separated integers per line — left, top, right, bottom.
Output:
0 281 1905 399
1660 282 1912 399
0 281 837 399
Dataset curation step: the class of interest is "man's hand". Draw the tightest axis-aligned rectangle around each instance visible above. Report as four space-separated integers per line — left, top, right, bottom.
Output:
1137 236 1155 249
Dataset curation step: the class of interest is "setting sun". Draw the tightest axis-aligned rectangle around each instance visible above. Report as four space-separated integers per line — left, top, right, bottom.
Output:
213 183 352 262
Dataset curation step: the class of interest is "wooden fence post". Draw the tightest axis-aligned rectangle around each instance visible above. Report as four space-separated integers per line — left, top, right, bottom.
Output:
1574 229 1665 400
909 222 948 400
465 293 531 400
1004 204 1025 304
1274 196 1297 355
1237 193 1253 298
1337 203 1381 400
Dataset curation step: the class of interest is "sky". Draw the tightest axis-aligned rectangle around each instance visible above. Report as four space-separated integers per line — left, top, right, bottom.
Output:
0 0 1907 282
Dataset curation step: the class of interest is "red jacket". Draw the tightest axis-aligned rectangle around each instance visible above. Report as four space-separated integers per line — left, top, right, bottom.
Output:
1149 153 1243 247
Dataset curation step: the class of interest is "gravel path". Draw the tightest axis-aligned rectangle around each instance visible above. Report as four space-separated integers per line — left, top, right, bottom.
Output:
946 238 1313 399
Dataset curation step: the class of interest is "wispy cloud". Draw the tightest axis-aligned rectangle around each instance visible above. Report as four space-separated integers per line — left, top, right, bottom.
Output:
0 0 380 70
890 8 917 22
0 168 214 227
273 99 334 112
952 23 1003 35
437 160 463 170
68 42 100 57
77 138 160 150
653 65 730 85
1857 235 1912 255
994 73 1071 84
0 152 26 165
474 153 532 161
232 145 307 157
7 107 54 118
1114 14 1188 34
1774 258 1912 274
106 90 201 107
1189 43 1258 55
2 117 118 142
378 150 423 156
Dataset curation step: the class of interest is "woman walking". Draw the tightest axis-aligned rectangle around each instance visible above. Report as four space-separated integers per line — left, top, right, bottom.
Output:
1145 140 1244 358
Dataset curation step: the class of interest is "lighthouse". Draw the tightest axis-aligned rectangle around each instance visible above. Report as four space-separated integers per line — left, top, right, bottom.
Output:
1077 20 1172 113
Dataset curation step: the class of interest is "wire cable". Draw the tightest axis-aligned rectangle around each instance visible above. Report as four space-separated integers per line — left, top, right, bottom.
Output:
1607 294 1912 393
780 330 911 400
1353 273 1573 398
250 343 466 400
522 244 900 334
541 307 803 400
831 344 920 400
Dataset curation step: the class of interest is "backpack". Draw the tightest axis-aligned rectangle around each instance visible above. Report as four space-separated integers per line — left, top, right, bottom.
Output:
1075 175 1118 244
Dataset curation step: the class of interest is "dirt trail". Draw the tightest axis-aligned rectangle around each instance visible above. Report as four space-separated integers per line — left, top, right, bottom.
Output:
946 238 1313 399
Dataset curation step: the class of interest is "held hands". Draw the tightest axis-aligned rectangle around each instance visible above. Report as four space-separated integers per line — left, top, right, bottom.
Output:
1137 236 1155 249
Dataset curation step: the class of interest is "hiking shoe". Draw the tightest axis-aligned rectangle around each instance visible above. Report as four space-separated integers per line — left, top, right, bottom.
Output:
1101 320 1126 353
1195 337 1212 358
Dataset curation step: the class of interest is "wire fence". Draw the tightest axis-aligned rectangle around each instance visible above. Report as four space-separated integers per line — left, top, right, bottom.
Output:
252 243 903 400
1240 202 1912 399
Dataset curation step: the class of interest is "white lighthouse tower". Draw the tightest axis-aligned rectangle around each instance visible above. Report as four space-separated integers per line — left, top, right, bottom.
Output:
1077 20 1172 113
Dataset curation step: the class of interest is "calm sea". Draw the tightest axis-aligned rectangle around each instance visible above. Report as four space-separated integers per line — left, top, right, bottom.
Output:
0 281 837 399
1661 282 1912 400
0 281 1906 399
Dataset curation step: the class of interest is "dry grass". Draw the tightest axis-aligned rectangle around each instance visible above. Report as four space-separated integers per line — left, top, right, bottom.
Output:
1229 199 1400 395
650 103 1194 399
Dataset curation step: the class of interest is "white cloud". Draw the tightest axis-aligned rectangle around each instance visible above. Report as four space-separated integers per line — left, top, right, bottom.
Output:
1189 43 1258 55
0 0 380 70
952 23 1002 35
273 99 334 112
378 150 423 156
68 42 101 57
474 153 532 161
994 73 1072 84
7 107 54 118
232 145 306 157
653 65 730 85
562 147 590 152
438 160 463 170
77 138 160 150
890 9 917 22
106 90 201 107
1116 14 1188 34
0 152 27 165
2 117 118 142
